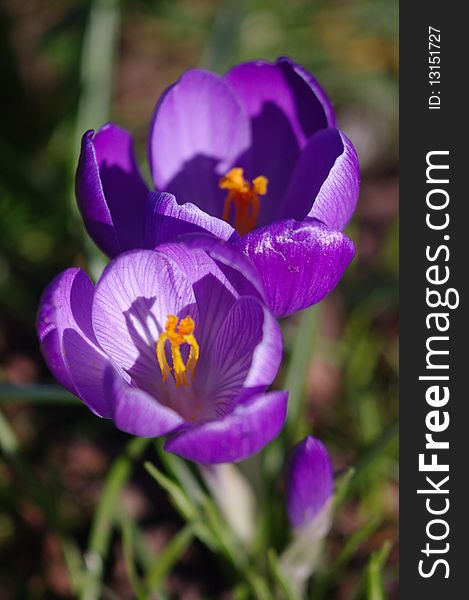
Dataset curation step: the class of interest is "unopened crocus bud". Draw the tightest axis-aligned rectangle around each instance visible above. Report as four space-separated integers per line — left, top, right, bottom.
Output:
281 436 334 590
286 435 333 529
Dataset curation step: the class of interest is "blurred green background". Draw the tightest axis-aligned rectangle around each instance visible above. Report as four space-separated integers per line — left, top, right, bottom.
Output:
0 0 398 598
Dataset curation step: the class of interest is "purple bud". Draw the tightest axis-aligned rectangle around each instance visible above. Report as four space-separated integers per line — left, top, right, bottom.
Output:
286 436 333 528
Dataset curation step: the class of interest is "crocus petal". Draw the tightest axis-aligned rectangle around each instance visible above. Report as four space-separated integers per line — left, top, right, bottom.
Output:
237 219 355 318
158 235 265 302
62 328 113 418
36 268 112 417
155 238 266 357
286 436 333 528
105 366 184 436
37 269 92 394
144 191 238 248
164 390 288 464
92 250 196 394
76 124 148 257
148 69 251 218
279 129 360 229
204 296 282 407
225 58 334 225
277 57 335 129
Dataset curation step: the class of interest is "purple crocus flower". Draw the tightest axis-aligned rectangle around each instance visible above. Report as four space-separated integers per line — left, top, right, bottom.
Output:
36 237 287 464
76 57 358 318
286 435 333 529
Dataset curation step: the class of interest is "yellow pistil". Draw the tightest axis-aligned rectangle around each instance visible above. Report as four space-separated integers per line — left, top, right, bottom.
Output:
156 315 199 387
219 167 268 235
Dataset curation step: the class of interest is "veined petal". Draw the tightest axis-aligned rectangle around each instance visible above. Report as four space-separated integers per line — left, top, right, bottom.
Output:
279 129 360 229
155 237 266 354
164 390 288 464
204 296 282 407
286 436 333 528
144 191 238 248
92 249 196 395
148 69 252 218
105 366 184 436
36 268 112 417
237 219 355 318
76 124 148 257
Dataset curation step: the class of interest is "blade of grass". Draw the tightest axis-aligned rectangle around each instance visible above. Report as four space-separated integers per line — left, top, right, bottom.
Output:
334 518 382 572
334 421 398 510
156 441 206 505
144 524 194 593
145 461 247 572
246 570 274 600
121 513 146 600
267 548 300 600
311 518 382 600
0 384 78 404
80 437 149 600
144 461 199 522
367 541 392 600
284 305 320 441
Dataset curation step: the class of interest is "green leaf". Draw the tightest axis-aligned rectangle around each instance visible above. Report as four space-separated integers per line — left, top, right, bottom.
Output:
334 517 382 571
284 305 320 440
144 461 238 566
156 442 207 505
144 461 199 521
267 548 300 600
246 570 274 600
333 468 356 510
121 513 146 600
144 524 194 593
0 384 78 404
367 541 392 600
201 495 247 570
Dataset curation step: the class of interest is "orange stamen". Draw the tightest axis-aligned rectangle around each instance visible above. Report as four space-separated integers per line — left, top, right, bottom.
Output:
156 315 199 387
219 167 268 235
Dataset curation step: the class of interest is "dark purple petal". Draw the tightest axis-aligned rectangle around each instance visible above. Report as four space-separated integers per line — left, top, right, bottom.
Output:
279 129 360 229
92 250 196 394
144 191 238 248
105 366 184 436
237 219 355 318
286 436 333 528
76 124 148 257
164 390 288 464
203 296 282 408
278 57 336 129
36 268 112 417
148 70 251 218
225 58 334 225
